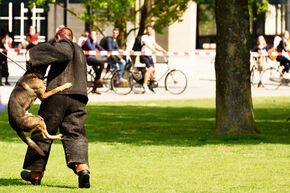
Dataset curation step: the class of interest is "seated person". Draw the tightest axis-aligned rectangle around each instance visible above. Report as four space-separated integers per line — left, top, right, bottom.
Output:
276 31 290 74
101 28 126 72
251 35 268 70
251 35 269 87
81 30 107 94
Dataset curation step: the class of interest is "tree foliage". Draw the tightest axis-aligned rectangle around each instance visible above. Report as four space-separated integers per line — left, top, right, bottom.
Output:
29 0 192 48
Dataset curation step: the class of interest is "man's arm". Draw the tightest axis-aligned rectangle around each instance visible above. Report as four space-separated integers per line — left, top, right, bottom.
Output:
153 42 167 53
29 39 73 66
95 42 106 51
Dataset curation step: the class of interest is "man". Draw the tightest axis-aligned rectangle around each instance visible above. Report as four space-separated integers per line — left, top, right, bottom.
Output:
20 27 90 188
140 25 167 93
81 30 107 94
102 28 126 72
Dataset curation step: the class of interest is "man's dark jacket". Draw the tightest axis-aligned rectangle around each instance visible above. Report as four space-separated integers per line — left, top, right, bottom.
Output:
29 38 88 102
104 36 119 51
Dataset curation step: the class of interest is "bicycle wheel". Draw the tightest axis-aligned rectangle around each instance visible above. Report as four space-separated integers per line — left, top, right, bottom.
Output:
98 77 111 93
111 70 133 95
165 69 187 94
132 79 144 94
261 67 282 89
250 66 261 88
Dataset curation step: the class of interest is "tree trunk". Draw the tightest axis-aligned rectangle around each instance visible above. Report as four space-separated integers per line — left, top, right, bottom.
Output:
215 0 258 134
137 0 151 36
115 18 127 50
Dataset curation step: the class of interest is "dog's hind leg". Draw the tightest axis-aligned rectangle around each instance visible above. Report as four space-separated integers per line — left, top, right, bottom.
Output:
16 130 45 156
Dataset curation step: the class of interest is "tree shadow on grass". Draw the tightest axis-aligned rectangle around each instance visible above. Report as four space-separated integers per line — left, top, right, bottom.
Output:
0 104 289 146
84 105 290 146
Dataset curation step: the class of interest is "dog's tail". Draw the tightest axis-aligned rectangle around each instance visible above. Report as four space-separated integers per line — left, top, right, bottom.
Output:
16 130 45 156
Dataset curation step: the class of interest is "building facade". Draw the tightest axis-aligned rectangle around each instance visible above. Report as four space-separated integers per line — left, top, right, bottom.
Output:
1 0 289 50
0 0 47 45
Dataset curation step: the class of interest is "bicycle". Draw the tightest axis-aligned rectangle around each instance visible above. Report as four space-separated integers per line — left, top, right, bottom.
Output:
129 56 188 95
260 65 290 89
87 58 133 95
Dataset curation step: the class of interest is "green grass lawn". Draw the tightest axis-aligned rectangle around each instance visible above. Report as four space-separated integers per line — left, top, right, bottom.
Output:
0 96 289 193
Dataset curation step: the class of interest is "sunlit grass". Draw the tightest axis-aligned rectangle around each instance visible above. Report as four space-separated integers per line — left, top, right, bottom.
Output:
0 96 289 192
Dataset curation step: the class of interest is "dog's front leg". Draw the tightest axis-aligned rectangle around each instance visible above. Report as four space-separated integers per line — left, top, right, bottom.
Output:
39 83 72 100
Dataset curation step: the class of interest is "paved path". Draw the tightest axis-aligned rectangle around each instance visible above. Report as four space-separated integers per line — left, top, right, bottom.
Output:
0 51 289 104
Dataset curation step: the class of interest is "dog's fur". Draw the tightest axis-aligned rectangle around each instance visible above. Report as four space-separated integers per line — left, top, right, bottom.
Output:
8 67 72 156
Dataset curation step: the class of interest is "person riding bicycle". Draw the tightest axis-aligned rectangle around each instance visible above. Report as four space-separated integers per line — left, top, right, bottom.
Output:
100 28 126 73
81 30 107 94
140 25 167 93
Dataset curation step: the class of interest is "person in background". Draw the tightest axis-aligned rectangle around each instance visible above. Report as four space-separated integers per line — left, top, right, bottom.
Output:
81 30 107 94
78 31 89 47
140 25 167 93
251 35 269 87
276 31 290 74
102 28 126 73
29 26 39 45
0 34 11 85
273 34 281 50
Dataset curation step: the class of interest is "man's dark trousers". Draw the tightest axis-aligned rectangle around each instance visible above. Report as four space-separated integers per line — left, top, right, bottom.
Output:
23 94 89 172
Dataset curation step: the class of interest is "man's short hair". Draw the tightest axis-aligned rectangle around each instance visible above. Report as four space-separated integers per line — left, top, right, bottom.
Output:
146 25 153 29
55 27 73 41
89 30 97 35
113 28 119 32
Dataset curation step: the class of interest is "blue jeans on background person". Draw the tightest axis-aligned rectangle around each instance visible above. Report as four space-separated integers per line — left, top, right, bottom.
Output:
116 59 126 79
116 59 125 71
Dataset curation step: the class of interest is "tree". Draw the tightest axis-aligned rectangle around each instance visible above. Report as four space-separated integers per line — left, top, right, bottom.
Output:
29 0 192 49
215 0 258 134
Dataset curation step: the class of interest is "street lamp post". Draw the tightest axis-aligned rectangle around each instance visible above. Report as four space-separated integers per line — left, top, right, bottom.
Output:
64 0 68 26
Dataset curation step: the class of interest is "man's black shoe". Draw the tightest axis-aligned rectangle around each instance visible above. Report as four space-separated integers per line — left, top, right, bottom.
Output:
78 169 90 188
20 170 41 185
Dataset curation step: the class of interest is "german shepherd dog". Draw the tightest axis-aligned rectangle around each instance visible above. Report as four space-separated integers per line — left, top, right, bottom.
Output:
8 67 72 156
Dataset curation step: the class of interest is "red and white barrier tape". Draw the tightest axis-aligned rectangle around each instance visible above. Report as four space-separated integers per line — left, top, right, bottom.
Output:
1 48 287 57
0 48 216 56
